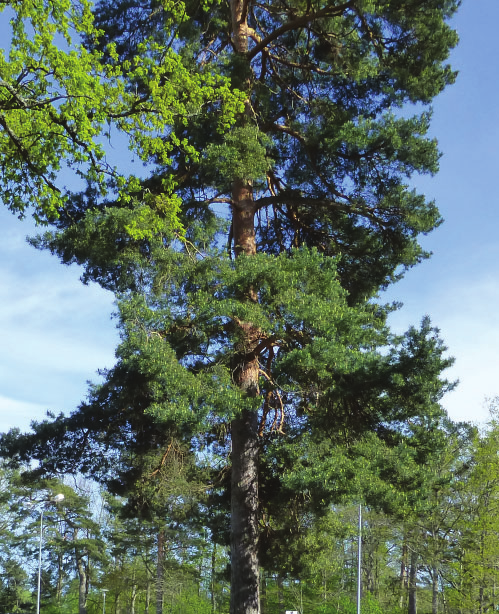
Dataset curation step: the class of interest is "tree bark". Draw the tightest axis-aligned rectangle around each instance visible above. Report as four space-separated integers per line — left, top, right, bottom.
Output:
156 529 165 614
230 406 260 614
399 542 408 609
232 179 257 258
211 542 217 614
408 548 418 614
229 182 260 614
75 549 88 614
228 2 261 613
56 551 64 603
431 565 438 614
130 583 137 614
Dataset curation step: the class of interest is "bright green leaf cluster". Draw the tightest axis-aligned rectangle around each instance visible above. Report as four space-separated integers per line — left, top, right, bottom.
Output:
0 0 244 229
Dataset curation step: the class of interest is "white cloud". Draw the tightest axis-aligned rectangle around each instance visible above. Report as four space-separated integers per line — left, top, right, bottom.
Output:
0 394 49 433
0 210 118 432
385 269 499 427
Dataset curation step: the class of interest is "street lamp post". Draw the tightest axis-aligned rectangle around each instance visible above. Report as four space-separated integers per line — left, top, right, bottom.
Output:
36 494 64 614
357 504 362 614
102 589 109 614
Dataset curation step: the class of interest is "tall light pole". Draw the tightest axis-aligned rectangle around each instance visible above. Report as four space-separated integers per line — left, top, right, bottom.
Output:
357 504 362 614
102 589 109 614
37 494 64 614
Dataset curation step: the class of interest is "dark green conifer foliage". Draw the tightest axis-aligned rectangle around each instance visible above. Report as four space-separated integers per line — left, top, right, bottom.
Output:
1 1 461 613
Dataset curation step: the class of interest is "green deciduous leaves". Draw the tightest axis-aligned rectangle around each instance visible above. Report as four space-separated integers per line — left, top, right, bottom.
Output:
0 0 244 226
0 0 108 218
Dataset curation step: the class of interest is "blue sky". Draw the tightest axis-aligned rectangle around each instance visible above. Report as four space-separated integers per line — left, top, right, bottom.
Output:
383 0 499 426
1 0 498 433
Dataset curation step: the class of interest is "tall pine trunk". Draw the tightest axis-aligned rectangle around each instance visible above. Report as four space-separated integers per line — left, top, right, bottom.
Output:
408 548 418 614
56 551 64 603
156 529 165 614
399 542 408 609
211 542 217 614
230 179 260 614
230 407 260 614
431 565 438 614
229 1 261 611
75 549 88 614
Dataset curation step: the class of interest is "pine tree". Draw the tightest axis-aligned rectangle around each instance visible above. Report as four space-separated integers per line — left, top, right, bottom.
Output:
0 2 461 614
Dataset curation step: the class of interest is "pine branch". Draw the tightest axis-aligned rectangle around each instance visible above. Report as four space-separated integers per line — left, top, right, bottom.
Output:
247 1 355 60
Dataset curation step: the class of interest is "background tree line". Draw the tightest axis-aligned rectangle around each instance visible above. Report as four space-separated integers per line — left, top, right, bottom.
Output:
2 407 499 614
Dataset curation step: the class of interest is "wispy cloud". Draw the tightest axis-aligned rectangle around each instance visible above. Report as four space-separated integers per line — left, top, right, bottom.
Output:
0 210 118 434
0 394 51 434
386 268 499 426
